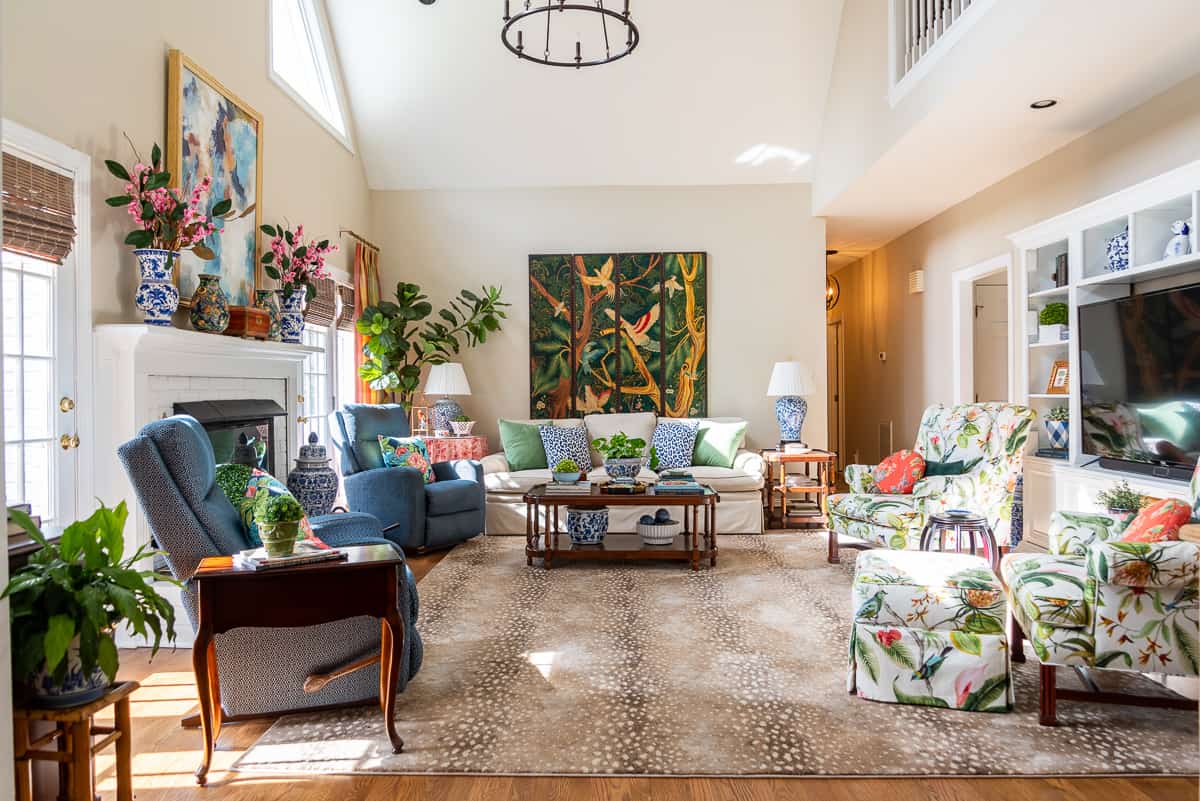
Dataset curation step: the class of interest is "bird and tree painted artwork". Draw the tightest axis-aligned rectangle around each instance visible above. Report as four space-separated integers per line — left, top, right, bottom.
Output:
529 252 707 418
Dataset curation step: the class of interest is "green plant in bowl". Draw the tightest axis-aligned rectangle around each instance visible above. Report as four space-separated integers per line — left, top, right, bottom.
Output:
592 432 649 480
1038 302 1068 326
1096 481 1146 515
254 494 305 557
552 457 582 484
1046 406 1069 422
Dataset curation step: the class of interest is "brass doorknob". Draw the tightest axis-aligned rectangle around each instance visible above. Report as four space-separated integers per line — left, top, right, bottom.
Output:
59 433 80 450
59 396 75 413
296 416 309 424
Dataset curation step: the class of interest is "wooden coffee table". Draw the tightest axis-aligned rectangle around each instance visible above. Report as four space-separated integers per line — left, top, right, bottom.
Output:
523 484 719 571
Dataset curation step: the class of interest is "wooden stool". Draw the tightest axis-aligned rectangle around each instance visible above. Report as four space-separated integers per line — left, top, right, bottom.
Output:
13 681 138 801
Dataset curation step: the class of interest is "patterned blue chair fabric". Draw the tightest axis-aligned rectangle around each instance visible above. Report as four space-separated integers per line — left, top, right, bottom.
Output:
331 403 485 550
118 415 422 717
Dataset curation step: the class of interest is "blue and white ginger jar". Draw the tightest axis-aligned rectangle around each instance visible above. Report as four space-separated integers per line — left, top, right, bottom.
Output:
1105 227 1129 273
567 506 608 545
133 248 180 326
280 287 307 344
287 432 339 518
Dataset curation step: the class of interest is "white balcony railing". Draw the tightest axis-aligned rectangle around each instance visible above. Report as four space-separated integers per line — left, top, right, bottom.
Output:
890 0 992 102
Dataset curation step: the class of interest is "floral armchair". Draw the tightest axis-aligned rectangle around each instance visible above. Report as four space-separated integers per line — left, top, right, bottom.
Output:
1000 464 1200 725
827 403 1036 562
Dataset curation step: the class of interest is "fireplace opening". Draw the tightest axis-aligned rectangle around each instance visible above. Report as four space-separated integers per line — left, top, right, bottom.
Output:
173 399 288 474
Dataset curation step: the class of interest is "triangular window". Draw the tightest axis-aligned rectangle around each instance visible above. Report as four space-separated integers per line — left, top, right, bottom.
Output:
269 0 352 148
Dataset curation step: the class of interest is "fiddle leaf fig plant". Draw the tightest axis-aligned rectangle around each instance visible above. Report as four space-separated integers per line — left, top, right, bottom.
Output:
2 502 178 687
357 282 509 408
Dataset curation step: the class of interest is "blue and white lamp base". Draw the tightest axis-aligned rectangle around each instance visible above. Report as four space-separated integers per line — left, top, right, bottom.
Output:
775 395 808 444
432 397 463 433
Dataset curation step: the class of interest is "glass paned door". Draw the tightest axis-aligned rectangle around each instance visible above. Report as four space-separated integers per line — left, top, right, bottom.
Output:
301 325 332 448
2 250 77 526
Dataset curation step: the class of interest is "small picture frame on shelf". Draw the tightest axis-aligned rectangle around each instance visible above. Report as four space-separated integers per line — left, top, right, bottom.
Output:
1045 360 1070 395
410 406 430 435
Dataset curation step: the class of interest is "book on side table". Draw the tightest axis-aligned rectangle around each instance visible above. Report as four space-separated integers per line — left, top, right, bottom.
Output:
233 542 347 571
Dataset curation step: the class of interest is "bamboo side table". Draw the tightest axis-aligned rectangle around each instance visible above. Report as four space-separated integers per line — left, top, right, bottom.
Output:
13 680 139 801
761 448 837 527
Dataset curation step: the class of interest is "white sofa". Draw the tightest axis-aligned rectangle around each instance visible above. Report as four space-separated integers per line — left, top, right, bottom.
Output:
482 412 765 534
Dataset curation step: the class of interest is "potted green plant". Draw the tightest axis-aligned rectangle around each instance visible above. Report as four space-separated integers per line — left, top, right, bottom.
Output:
1096 481 1146 517
1038 302 1069 343
552 458 583 484
1044 406 1069 449
2 502 178 707
450 414 476 437
357 282 509 409
254 494 306 557
592 432 654 481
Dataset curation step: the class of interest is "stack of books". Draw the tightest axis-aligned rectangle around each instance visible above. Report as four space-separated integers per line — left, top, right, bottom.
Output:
655 478 705 495
233 542 347 571
544 481 592 495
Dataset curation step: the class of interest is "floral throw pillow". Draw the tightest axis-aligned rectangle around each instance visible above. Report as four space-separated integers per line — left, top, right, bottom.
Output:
378 435 435 484
540 425 592 474
214 464 322 548
652 419 699 471
872 449 926 495
1120 498 1192 543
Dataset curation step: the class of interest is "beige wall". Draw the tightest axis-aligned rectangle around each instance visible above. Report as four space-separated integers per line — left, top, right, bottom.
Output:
833 74 1200 465
370 185 828 452
2 0 371 323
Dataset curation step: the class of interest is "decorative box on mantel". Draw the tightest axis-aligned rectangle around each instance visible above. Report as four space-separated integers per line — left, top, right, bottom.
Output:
93 324 320 644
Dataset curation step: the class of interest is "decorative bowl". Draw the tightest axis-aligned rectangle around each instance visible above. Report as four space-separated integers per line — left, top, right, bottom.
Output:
566 506 608 545
604 457 645 481
450 420 475 436
552 471 582 484
637 518 681 546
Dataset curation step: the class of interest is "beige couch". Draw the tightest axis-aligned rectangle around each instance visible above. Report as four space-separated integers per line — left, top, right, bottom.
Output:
482 412 765 534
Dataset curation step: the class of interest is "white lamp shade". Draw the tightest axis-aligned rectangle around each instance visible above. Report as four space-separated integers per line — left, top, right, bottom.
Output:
766 361 815 397
424 362 472 396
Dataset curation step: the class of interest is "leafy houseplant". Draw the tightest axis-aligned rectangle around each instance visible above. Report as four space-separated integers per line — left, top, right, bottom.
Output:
1096 481 1147 515
2 502 178 705
358 282 509 409
1043 405 1070 449
592 433 656 481
254 494 305 557
1046 406 1069 422
1038 302 1069 344
552 458 582 484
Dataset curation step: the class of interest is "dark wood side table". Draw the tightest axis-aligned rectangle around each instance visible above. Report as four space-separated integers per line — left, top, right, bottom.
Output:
190 544 406 786
13 680 138 801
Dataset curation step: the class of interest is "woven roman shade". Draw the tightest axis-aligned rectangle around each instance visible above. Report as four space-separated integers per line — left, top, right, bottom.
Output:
2 152 76 264
336 283 357 331
305 277 337 327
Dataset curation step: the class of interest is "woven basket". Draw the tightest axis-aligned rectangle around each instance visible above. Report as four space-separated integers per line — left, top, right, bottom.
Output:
637 519 681 546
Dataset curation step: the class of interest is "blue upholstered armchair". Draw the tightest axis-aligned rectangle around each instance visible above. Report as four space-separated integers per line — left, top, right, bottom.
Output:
118 415 422 718
331 404 485 550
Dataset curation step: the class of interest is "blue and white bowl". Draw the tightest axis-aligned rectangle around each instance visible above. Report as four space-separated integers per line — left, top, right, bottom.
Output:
604 457 645 481
567 506 608 545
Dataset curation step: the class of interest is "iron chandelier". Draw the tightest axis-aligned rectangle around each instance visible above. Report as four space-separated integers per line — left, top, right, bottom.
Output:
502 1 639 68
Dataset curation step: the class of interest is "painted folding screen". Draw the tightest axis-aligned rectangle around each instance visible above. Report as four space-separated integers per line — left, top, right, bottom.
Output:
529 253 707 418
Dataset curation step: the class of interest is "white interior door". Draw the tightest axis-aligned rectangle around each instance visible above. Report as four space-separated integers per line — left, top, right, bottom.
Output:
973 283 1009 403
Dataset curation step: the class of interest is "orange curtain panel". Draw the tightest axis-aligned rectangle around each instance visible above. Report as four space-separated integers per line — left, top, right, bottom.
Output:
353 240 383 403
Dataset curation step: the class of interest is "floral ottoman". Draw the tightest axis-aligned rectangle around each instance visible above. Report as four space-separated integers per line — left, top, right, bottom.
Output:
848 549 1013 712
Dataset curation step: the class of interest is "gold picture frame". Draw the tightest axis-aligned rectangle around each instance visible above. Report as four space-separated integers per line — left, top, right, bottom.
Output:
167 49 263 307
410 406 431 435
1046 360 1070 395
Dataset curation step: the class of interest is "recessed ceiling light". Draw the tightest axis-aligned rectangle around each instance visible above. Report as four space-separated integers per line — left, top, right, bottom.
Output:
1030 99 1058 110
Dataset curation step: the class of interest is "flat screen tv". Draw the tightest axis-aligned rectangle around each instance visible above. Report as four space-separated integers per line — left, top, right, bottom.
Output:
1077 282 1200 481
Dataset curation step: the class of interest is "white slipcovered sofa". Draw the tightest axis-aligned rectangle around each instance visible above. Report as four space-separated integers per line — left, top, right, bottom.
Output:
482 412 765 534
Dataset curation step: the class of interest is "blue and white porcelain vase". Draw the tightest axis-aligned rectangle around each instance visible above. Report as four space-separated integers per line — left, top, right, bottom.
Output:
432 397 464 433
133 248 180 326
1105 227 1130 273
775 395 808 443
286 432 339 518
280 287 307 344
28 635 109 708
188 273 230 333
567 506 608 545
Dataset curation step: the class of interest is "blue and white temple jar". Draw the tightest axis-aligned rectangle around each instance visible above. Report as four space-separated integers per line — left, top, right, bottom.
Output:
287 432 339 518
280 287 307 344
1105 227 1129 273
133 248 180 326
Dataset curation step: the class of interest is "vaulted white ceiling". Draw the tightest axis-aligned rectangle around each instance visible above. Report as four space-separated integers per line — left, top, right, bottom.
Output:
326 0 844 190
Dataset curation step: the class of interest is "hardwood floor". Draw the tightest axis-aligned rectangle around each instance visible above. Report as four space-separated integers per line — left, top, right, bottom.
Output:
90 547 1196 801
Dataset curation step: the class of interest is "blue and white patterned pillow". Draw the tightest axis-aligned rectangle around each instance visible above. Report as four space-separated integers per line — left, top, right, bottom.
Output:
652 419 699 470
539 425 592 473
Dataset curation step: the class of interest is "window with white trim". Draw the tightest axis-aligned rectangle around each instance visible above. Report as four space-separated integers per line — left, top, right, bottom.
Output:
269 0 352 148
300 325 333 449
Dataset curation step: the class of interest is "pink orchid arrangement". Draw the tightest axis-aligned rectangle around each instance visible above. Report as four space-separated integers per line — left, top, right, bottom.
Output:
260 223 338 300
104 140 245 259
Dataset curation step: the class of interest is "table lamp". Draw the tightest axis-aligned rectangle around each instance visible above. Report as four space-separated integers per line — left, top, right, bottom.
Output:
766 361 815 445
424 363 471 434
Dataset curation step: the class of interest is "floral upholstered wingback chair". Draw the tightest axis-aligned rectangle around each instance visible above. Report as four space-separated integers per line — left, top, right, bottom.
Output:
1000 464 1200 724
827 403 1036 562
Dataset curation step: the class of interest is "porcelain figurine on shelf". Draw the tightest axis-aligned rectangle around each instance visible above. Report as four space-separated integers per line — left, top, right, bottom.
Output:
1164 220 1192 259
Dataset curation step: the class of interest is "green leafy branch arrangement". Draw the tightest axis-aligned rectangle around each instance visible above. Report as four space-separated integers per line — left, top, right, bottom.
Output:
357 282 509 408
2 502 178 686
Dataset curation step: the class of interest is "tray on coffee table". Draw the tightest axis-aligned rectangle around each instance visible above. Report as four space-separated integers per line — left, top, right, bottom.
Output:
522 483 720 571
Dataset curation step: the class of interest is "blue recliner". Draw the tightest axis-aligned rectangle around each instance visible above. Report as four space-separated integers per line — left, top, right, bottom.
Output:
118 415 422 717
331 403 486 550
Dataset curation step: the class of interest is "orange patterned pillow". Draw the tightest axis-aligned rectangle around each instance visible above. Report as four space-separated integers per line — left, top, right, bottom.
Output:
872 449 927 495
1120 498 1192 543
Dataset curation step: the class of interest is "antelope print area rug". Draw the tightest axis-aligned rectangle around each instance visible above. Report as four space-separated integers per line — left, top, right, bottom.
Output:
233 534 1199 777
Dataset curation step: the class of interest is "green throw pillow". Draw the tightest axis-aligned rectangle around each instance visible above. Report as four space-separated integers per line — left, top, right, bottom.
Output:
692 420 747 469
924 457 982 476
499 419 549 471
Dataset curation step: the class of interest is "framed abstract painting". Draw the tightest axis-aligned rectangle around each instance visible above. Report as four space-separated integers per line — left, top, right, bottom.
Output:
167 49 263 306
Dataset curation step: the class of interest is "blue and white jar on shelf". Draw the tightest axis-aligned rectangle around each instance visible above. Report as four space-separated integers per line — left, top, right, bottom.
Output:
279 287 307 344
287 432 339 518
133 248 180 326
1105 227 1130 273
567 506 608 545
1044 419 1069 450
